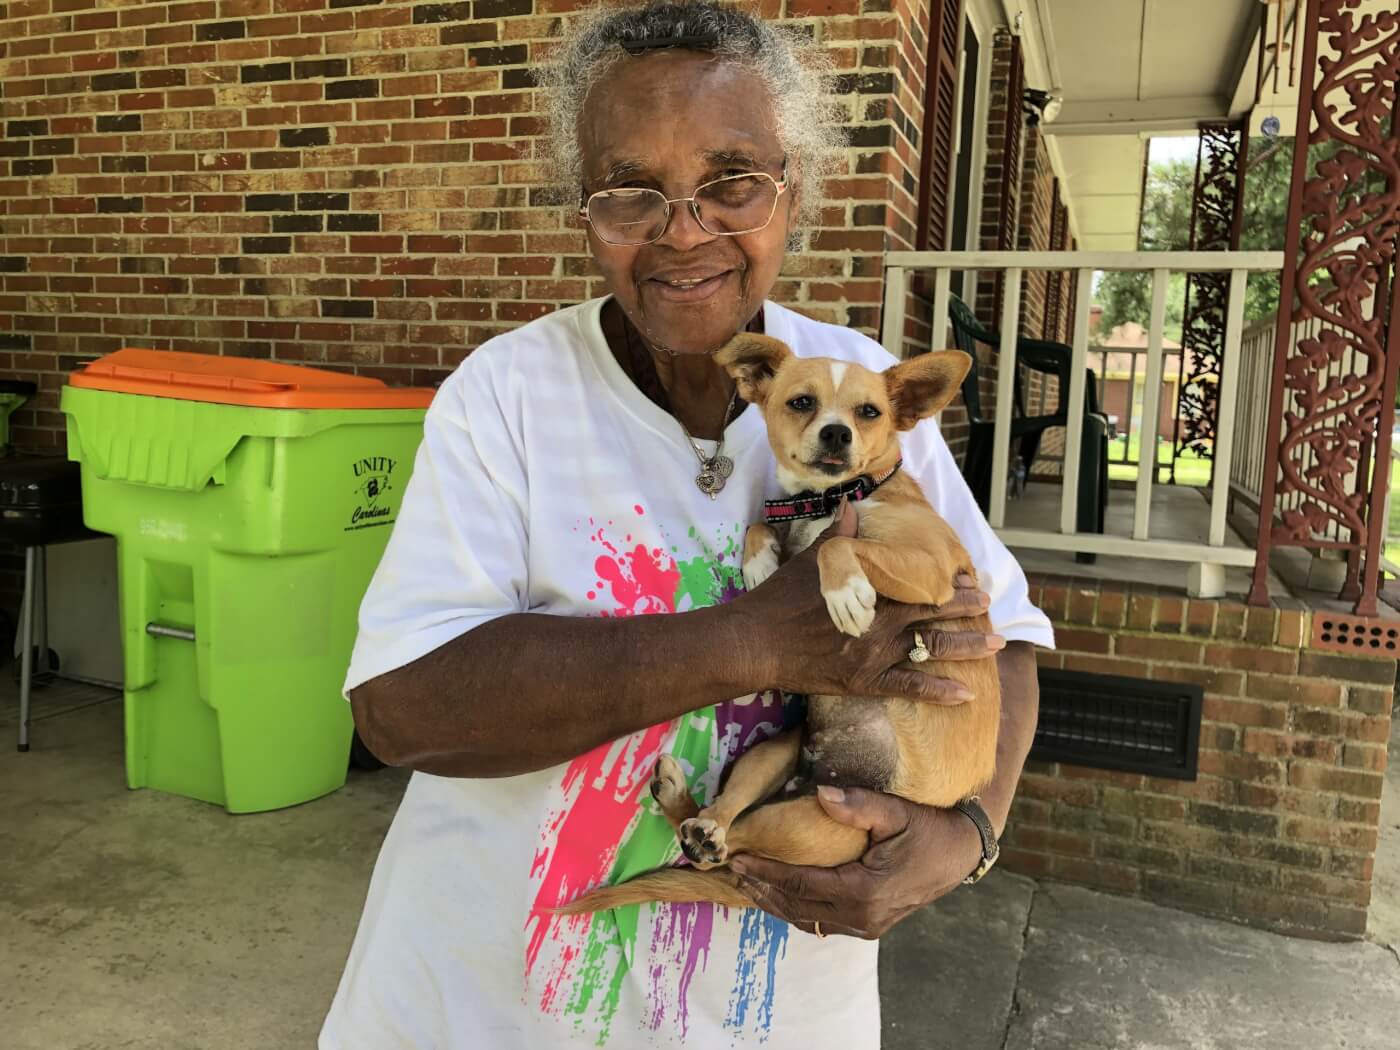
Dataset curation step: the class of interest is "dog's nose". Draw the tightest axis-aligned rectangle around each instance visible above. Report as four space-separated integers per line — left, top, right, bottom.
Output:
819 423 852 448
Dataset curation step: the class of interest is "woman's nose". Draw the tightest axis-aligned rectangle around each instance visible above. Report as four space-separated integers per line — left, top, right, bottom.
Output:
655 199 717 250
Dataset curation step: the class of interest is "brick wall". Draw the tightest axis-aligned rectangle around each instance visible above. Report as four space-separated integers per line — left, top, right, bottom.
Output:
1008 575 1395 940
0 0 937 450
1016 123 1052 336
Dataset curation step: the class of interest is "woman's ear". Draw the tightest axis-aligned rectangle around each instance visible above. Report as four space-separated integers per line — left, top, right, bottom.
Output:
715 334 793 405
884 350 972 430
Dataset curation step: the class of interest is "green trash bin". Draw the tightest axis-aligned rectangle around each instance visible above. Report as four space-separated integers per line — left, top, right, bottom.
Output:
60 349 434 813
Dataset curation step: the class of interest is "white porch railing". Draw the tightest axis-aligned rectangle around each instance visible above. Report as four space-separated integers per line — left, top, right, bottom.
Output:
881 251 1285 597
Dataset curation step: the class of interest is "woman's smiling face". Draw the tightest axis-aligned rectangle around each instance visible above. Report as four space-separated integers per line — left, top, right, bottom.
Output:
577 51 797 354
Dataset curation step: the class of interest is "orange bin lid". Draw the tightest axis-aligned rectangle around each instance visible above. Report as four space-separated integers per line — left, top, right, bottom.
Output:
68 348 436 410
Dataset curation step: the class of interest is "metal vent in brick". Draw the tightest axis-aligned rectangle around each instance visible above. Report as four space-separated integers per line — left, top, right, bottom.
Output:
1031 668 1202 780
1311 613 1400 654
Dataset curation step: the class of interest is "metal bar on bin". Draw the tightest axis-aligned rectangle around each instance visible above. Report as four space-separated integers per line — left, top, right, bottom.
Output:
146 623 196 642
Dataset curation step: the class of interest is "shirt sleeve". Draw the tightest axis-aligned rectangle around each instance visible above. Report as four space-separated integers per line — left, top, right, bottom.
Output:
344 357 530 694
900 419 1056 649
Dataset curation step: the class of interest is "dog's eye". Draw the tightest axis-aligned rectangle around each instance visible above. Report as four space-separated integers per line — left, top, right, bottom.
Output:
786 395 815 412
856 404 881 419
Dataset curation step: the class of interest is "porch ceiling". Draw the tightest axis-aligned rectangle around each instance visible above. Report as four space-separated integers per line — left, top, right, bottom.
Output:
1034 0 1263 250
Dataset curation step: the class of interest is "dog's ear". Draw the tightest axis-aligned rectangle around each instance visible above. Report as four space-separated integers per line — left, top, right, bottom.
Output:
884 350 971 430
715 334 793 406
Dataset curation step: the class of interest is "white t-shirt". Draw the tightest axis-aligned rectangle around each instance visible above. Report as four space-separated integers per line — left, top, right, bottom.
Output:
320 297 1054 1050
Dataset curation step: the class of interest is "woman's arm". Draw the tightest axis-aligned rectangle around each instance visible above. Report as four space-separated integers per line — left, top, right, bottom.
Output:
352 502 998 778
352 602 761 777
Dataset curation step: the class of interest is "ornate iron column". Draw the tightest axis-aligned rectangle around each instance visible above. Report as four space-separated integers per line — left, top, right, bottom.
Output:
1173 122 1248 483
1247 0 1400 615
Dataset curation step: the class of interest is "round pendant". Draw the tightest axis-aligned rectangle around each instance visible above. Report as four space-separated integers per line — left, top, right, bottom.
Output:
709 455 734 478
696 470 725 497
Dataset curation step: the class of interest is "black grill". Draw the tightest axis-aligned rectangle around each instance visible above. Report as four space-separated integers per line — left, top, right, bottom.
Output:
1031 668 1202 780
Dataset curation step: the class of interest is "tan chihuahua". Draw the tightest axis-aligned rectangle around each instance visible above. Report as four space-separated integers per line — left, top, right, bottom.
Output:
560 335 1000 914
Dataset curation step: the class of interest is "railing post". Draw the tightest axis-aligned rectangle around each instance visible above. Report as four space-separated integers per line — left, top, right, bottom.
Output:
989 267 1023 528
930 268 952 354
1209 269 1248 546
880 265 908 359
1133 268 1170 540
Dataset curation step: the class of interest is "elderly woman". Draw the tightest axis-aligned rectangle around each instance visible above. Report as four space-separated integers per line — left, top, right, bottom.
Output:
321 3 1051 1048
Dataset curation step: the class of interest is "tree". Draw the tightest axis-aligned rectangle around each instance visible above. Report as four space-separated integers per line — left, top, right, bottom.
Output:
1095 137 1293 336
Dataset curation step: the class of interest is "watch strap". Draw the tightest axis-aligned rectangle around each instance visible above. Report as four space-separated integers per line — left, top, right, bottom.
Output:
953 797 1000 885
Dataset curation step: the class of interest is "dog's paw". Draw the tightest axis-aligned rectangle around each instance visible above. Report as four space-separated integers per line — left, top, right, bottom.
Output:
742 541 781 592
650 755 691 814
679 816 729 869
823 573 877 636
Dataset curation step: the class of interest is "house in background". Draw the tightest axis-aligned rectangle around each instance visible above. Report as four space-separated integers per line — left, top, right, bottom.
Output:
0 0 1396 942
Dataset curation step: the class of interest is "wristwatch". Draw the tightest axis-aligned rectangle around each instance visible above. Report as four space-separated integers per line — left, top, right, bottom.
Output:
953 797 1000 885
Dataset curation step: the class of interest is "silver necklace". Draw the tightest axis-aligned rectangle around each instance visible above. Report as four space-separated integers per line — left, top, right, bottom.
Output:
679 385 738 499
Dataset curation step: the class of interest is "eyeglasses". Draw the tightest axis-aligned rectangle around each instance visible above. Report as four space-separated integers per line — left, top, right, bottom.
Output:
579 160 789 246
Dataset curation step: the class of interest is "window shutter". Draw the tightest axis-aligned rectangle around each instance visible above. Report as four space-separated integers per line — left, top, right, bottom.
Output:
1045 179 1067 339
915 0 965 251
992 34 1024 320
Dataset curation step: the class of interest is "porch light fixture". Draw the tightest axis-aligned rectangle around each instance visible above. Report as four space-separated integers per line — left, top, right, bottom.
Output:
1023 88 1062 128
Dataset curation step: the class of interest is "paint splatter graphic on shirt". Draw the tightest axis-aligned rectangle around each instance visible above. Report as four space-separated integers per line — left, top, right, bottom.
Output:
524 505 794 1045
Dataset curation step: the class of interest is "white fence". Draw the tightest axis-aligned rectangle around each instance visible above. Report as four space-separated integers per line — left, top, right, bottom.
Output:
881 250 1285 596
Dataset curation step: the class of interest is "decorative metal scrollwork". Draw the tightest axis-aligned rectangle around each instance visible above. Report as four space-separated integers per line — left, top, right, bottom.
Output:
1175 123 1246 476
1248 0 1400 615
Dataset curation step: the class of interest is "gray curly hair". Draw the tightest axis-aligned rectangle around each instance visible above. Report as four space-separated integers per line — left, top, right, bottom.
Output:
538 1 844 231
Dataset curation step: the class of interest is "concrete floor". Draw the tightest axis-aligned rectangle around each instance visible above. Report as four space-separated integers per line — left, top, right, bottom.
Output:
6 682 1400 1050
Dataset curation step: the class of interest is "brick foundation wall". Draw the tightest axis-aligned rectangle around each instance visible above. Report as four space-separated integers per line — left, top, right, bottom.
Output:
0 0 937 450
1007 576 1395 940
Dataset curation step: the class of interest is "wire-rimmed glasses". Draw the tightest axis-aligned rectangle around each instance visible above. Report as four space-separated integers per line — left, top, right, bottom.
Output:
579 160 789 246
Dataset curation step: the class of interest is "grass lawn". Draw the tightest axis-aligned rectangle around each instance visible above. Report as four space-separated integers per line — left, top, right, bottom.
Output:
1107 434 1212 487
1099 437 1400 578
1387 457 1400 572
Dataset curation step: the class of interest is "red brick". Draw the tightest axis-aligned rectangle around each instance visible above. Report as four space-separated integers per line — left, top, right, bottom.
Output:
1340 742 1387 771
1185 600 1217 636
1151 664 1244 696
1277 609 1308 648
1244 673 1343 707
1286 763 1384 799
1346 686 1393 714
1283 816 1378 851
1051 627 1111 654
1095 590 1126 628
1117 635 1202 663
1155 597 1185 632
1203 644 1299 675
1298 650 1396 685
1241 729 1339 763
1202 696 1288 729
1038 584 1067 621
1244 606 1279 645
1126 594 1154 630
1196 750 1283 784
1065 587 1096 623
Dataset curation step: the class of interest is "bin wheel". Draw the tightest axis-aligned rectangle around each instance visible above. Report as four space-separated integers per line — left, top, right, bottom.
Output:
350 730 386 771
12 646 59 688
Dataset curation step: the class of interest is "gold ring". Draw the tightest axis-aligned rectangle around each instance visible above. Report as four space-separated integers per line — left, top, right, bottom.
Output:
813 921 826 939
908 631 931 663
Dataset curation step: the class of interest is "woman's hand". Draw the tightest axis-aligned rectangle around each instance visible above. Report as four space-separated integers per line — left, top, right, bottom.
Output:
732 500 1003 704
727 785 982 938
